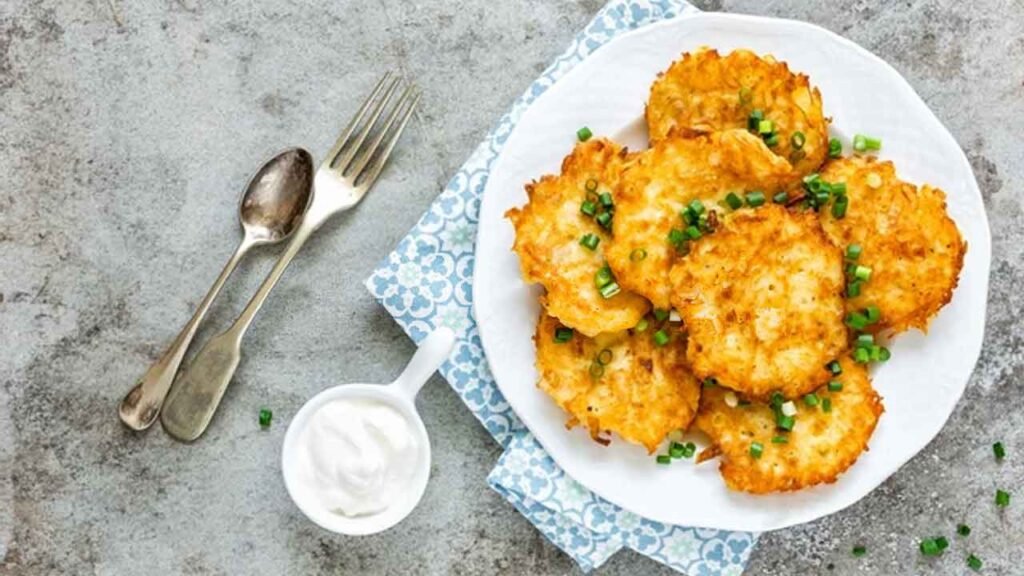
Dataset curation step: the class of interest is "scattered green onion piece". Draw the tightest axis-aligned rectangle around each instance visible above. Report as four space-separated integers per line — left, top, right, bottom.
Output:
847 281 863 298
771 435 789 444
595 266 613 288
599 281 621 299
653 329 670 347
846 312 869 331
853 133 882 152
957 524 971 536
669 442 686 459
764 132 780 147
853 265 872 281
772 191 789 204
685 225 702 240
803 172 821 186
853 347 870 363
749 442 764 459
585 178 598 192
877 346 891 362
596 348 613 366
804 393 820 407
864 305 881 324
936 537 949 551
993 441 1006 460
831 196 848 219
846 244 862 260
259 408 273 428
790 131 806 150
776 414 795 431
703 377 718 388
554 327 574 343
919 538 942 556
725 192 744 210
738 86 753 106
745 191 766 207
831 182 847 196
828 380 843 392
758 119 774 135
855 333 875 348
827 360 843 375
967 554 982 571
589 363 605 379
581 200 597 216
828 138 843 158
770 391 785 409
688 199 705 216
595 211 612 229
653 309 670 322
668 228 685 246
822 398 833 413
635 318 649 332
629 247 648 261
656 454 671 465
852 545 867 557
577 126 593 142
598 192 614 208
579 233 600 251
996 489 1010 507
747 109 765 131
684 442 697 458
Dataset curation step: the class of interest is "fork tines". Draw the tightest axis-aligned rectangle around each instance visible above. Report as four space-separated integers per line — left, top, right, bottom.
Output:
325 71 420 189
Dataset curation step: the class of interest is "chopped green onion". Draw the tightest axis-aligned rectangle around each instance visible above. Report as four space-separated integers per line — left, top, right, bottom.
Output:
630 247 648 261
831 182 847 196
776 414 795 431
595 211 612 229
877 346 891 362
993 441 1005 460
683 442 696 458
725 192 744 210
770 391 785 409
855 333 875 348
595 265 613 288
822 398 833 413
852 545 867 557
772 191 789 204
803 172 821 186
763 132 780 147
790 131 806 150
831 195 848 219
804 393 820 407
653 309 670 322
853 133 882 152
577 126 593 142
846 312 869 331
828 380 843 392
656 454 671 464
669 442 686 459
864 305 881 323
589 362 605 378
967 554 982 571
579 233 600 251
936 536 949 550
599 192 614 208
919 538 943 556
585 178 598 192
853 265 872 281
957 524 971 536
599 281 621 299
653 329 670 347
738 86 753 106
846 281 862 298
685 225 702 240
827 360 843 375
688 199 705 216
703 377 718 388
996 489 1010 507
758 119 774 135
846 244 862 260
668 228 686 246
259 408 273 428
771 435 789 444
749 442 764 459
745 191 766 207
747 109 764 131
596 348 613 365
635 318 649 332
581 200 597 216
554 327 574 343
853 347 870 363
828 137 842 158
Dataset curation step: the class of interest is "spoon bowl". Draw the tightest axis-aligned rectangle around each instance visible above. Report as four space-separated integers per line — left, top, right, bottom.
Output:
239 148 314 243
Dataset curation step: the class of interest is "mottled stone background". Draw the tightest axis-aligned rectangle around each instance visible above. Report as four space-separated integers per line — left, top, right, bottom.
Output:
0 0 1021 574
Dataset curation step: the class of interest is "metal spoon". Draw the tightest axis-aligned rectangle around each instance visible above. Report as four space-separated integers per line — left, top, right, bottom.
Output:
118 148 314 431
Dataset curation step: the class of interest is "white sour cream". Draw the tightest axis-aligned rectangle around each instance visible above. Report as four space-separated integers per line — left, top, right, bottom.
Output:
295 397 420 517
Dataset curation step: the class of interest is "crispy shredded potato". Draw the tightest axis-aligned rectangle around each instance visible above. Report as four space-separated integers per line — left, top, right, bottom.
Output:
507 139 649 336
818 156 966 334
647 48 829 176
534 312 700 453
695 358 883 493
669 205 847 399
606 130 796 309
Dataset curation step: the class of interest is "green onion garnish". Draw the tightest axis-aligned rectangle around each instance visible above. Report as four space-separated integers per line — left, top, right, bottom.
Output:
630 247 647 261
577 126 593 142
595 211 612 229
656 454 671 464
685 225 702 240
790 131 806 150
653 309 670 322
585 178 598 192
581 200 597 216
852 545 867 557
259 408 273 428
771 435 789 444
855 333 875 348
589 363 605 379
828 380 843 392
847 281 863 298
669 442 686 459
599 282 621 299
803 393 820 407
579 233 600 250
853 347 870 363
776 414 795 431
668 228 685 246
703 377 718 388
822 398 833 413
853 265 872 281
595 265 613 288
772 191 789 204
957 524 971 536
747 109 765 131
688 199 705 216
878 346 891 362
853 133 882 152
554 327 574 343
864 305 881 323
919 538 943 556
828 137 842 158
635 318 649 332
653 329 670 347
683 442 696 458
993 441 1005 460
758 119 774 135
596 348 613 365
996 489 1010 507
764 133 780 147
827 360 843 375
831 195 848 218
725 192 744 210
967 555 982 571
599 192 614 208
749 442 764 459
846 244 862 260
745 191 766 207
831 182 847 196
846 312 869 331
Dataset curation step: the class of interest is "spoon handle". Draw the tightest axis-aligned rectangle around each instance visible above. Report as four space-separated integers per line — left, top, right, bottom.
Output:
118 239 252 431
390 328 456 400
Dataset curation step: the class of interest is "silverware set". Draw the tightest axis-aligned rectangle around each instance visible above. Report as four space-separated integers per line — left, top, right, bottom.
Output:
119 72 419 441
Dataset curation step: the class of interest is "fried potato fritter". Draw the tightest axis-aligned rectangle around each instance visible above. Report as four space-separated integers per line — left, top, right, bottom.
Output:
669 205 847 399
534 313 700 453
819 156 966 333
695 358 883 493
606 130 796 309
647 48 829 175
507 139 649 336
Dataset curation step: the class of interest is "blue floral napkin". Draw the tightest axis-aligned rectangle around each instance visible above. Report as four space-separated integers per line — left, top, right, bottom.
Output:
365 1 757 572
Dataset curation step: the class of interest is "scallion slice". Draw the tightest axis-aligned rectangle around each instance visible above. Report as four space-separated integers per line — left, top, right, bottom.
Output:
747 109 765 131
847 281 862 298
967 555 982 571
635 318 649 332
804 393 820 407
579 233 600 251
725 192 744 210
772 191 789 204
599 282 621 299
745 191 766 207
653 309 670 322
852 545 867 557
790 131 806 150
846 312 869 330
996 489 1010 507
853 133 882 152
656 454 671 464
577 126 593 142
581 200 597 216
828 380 843 392
822 398 833 413
827 360 843 375
832 195 848 219
957 524 971 536
828 138 842 158
554 327 574 343
749 442 764 459
595 211 612 229
629 247 647 261
771 435 789 444
994 441 1006 460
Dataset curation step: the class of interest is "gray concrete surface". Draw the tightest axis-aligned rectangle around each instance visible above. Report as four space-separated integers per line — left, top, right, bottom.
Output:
0 0 1021 574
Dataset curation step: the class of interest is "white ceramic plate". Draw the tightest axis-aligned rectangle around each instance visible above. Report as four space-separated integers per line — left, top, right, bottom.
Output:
473 12 990 532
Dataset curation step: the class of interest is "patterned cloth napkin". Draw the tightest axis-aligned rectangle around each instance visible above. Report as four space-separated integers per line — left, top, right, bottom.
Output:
365 1 757 573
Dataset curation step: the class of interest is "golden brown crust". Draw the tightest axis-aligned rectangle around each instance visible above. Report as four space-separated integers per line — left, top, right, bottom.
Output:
695 357 884 493
606 130 797 309
646 48 829 176
669 204 848 399
534 312 700 453
506 139 649 336
818 156 967 334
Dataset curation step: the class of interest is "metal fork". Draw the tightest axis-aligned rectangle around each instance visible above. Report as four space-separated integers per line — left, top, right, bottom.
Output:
160 72 419 441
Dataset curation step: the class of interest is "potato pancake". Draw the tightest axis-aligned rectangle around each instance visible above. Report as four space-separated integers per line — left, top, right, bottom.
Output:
818 156 966 333
507 139 649 336
695 358 883 493
606 129 796 309
534 312 700 453
669 204 847 399
646 48 829 176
